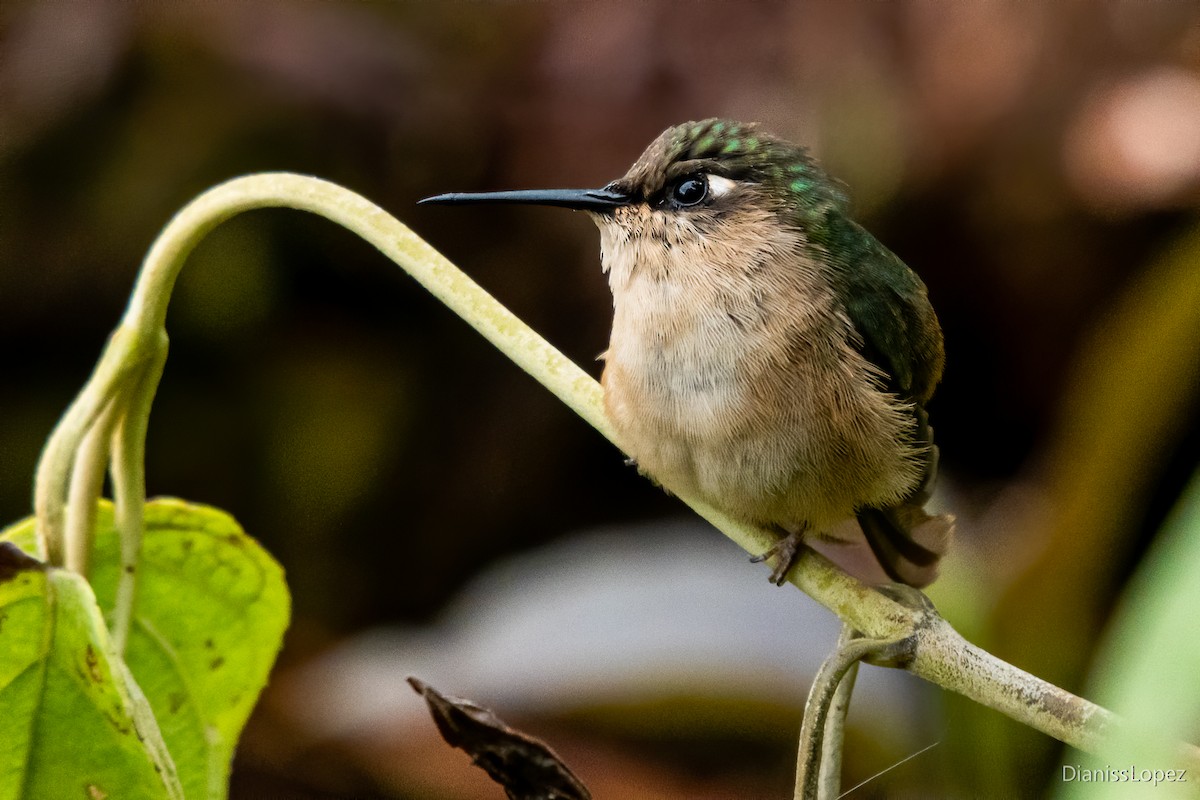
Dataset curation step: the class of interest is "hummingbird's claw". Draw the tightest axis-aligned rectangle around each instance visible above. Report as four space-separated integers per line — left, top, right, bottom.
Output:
751 529 808 586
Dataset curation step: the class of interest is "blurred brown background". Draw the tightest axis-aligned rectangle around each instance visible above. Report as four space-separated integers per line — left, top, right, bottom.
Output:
3 1 1200 798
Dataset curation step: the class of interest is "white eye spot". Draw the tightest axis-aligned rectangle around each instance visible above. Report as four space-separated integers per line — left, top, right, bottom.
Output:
707 175 737 198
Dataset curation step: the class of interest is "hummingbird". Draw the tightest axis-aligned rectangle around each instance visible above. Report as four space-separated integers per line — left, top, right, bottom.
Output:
421 119 953 588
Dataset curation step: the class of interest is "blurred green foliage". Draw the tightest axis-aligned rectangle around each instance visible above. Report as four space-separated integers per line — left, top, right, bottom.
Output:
1061 472 1200 800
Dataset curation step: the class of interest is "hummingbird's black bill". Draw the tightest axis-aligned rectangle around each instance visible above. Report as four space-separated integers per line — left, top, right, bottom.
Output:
418 186 631 212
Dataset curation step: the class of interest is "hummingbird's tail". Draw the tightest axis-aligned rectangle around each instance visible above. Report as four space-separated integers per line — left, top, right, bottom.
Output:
856 408 954 588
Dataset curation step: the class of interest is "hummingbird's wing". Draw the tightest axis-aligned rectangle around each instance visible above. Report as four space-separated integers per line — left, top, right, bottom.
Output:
821 215 945 405
819 214 953 586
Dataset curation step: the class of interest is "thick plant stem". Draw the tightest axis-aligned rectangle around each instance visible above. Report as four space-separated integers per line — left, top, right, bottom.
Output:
908 615 1109 753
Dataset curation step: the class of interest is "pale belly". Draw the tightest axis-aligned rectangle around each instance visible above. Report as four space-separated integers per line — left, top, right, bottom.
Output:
601 313 922 531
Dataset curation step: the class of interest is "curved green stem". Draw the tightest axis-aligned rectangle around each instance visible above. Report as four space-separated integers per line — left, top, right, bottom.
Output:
123 173 620 437
30 172 1200 776
795 630 909 799
819 627 860 799
35 327 149 565
110 336 168 655
65 394 123 577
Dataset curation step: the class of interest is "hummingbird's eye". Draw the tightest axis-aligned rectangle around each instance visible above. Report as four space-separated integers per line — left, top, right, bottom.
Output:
669 174 708 208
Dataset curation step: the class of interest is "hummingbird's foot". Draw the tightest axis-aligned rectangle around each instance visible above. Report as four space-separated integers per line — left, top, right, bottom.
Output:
750 527 808 586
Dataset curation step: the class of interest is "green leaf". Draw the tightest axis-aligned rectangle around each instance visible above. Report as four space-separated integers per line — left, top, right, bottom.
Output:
0 544 183 800
1 499 290 800
1058 473 1200 800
